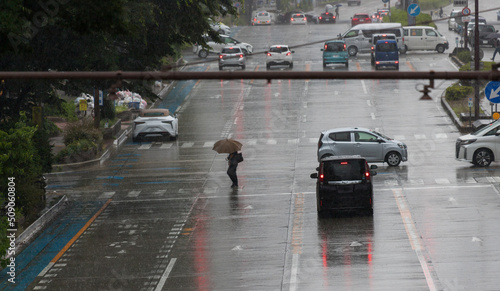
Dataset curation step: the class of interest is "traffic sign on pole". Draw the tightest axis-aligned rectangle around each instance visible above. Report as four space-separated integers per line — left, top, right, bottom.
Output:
408 3 420 17
485 81 500 104
462 7 471 16
382 0 389 3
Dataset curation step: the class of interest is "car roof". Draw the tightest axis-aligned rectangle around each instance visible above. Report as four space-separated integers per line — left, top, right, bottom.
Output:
376 39 397 43
325 40 345 43
354 13 370 16
270 44 289 48
320 155 365 162
321 127 371 134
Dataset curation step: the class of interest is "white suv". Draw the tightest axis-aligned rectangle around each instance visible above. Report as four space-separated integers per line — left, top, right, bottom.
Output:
456 120 500 167
193 35 253 58
218 46 246 70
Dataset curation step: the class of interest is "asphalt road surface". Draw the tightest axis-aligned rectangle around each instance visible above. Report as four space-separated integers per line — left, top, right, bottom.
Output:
3 0 500 290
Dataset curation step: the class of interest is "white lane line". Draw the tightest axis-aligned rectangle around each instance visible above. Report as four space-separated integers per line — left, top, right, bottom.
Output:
361 80 368 94
160 143 172 149
98 192 115 199
38 262 54 277
371 113 376 120
289 254 299 291
138 144 151 150
393 189 437 291
155 258 177 291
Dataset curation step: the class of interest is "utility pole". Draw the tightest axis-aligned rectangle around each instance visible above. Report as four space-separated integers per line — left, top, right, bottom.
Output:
473 0 480 119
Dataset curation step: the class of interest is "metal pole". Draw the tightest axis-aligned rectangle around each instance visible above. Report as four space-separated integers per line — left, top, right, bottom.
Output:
474 0 480 119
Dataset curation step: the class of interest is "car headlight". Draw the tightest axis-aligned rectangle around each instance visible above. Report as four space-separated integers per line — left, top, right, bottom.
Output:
398 143 407 149
459 139 476 146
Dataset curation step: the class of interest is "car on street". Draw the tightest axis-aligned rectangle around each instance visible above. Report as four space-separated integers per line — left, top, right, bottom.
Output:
348 0 361 6
456 120 500 167
351 13 371 26
321 40 348 68
448 9 462 31
304 13 319 24
132 109 178 142
266 45 294 69
469 24 497 47
218 46 246 70
209 19 231 35
290 13 307 25
252 11 272 25
317 127 408 166
373 39 399 70
318 12 336 24
193 34 253 58
310 155 377 216
497 10 500 21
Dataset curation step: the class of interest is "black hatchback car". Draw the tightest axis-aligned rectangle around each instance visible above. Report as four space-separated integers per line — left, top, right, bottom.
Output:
318 12 336 24
310 155 377 217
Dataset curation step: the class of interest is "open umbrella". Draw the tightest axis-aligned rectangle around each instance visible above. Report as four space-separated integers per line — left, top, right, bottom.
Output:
212 138 243 154
335 3 342 7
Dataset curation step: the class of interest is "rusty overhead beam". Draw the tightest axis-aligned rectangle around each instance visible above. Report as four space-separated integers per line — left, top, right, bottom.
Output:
0 70 500 81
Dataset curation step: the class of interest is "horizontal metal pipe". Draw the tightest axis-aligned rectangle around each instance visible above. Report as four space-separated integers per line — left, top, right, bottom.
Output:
0 70 499 81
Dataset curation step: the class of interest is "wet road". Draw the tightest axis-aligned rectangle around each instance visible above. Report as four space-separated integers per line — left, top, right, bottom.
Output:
4 0 500 290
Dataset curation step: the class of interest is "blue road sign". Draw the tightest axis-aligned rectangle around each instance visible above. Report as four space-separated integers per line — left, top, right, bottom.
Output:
408 4 421 17
485 81 500 104
382 0 390 3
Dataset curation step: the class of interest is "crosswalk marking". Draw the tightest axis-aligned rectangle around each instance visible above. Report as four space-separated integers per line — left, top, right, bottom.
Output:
98 192 116 199
138 144 152 150
160 144 172 149
181 142 194 148
127 190 141 198
153 190 167 195
204 141 215 147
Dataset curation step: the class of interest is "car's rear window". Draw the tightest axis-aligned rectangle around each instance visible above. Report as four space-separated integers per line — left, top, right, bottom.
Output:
356 14 370 18
221 48 241 54
325 42 345 52
322 160 366 181
270 46 289 53
376 42 398 52
293 14 305 18
258 12 269 16
142 112 167 117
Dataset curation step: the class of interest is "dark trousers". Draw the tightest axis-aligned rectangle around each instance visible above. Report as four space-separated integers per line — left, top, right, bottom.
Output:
227 165 238 186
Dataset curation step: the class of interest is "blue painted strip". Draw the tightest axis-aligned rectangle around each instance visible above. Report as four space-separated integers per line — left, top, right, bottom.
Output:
102 183 120 186
111 158 138 162
117 153 141 157
0 201 104 291
96 176 124 180
158 66 206 113
150 167 184 170
46 184 74 189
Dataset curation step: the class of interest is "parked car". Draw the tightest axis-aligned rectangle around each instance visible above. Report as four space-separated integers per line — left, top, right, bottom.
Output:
448 9 462 31
132 109 178 142
252 11 272 25
193 34 253 58
318 12 336 24
304 13 319 24
497 10 500 21
266 45 294 69
321 40 348 68
456 120 500 167
310 155 377 216
290 13 307 25
351 13 371 26
218 46 246 70
317 127 408 166
373 39 399 70
469 24 497 47
348 0 361 6
209 19 231 35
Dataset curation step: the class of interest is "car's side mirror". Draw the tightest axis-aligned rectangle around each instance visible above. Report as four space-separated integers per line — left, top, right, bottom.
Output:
292 51 295 53
377 138 384 143
370 170 377 176
496 129 500 136
370 165 378 169
310 173 318 179
316 167 320 171
321 48 324 51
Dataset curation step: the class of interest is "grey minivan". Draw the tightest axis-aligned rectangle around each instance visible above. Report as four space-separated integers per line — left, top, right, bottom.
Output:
317 127 408 166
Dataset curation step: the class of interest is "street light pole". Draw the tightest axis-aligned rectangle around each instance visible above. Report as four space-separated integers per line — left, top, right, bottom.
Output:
474 0 480 119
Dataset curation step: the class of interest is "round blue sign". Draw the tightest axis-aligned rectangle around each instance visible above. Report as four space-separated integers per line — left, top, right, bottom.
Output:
407 3 421 17
485 81 500 104
382 0 390 3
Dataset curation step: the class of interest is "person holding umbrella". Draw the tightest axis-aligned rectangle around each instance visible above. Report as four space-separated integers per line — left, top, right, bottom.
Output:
492 38 500 61
213 138 243 188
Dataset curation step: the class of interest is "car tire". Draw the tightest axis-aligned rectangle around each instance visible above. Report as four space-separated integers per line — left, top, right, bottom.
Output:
395 65 399 70
266 63 271 69
347 46 358 56
198 49 209 58
289 62 293 68
386 152 402 166
320 153 333 160
400 46 407 54
170 135 178 141
317 200 327 218
241 65 246 70
219 66 223 71
436 44 445 53
323 62 327 68
473 149 493 167
345 61 349 68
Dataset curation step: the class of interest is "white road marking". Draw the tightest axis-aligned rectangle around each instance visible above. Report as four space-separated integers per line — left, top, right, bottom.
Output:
203 141 215 147
361 80 367 94
371 113 376 120
138 144 151 150
414 134 427 139
127 191 141 198
98 192 115 199
38 262 54 277
154 258 177 291
394 135 405 140
181 142 194 148
435 133 448 139
267 139 277 145
160 143 172 149
289 254 299 291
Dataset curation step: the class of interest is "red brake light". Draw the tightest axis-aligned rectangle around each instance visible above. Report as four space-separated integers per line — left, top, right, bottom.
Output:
319 164 324 182
291 18 294 21
340 161 348 165
267 52 272 56
319 16 322 19
219 55 223 59
324 44 328 50
239 54 243 58
277 46 281 48
303 18 306 21
319 174 324 182
344 44 346 49
286 52 291 56
395 61 399 64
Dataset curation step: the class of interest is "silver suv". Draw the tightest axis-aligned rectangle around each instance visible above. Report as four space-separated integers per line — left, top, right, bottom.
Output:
218 46 246 70
317 127 408 166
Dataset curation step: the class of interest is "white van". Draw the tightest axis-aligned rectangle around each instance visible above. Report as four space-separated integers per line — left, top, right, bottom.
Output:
402 26 449 53
339 23 404 56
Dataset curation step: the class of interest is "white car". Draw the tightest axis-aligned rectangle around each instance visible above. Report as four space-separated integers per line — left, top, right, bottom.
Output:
132 109 178 142
266 45 294 69
290 13 307 25
219 46 246 70
456 120 500 167
193 34 253 58
253 11 272 25
209 19 231 35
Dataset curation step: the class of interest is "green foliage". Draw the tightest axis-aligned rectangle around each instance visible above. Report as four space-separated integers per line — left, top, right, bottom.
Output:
418 0 451 10
0 217 8 268
297 0 313 12
63 119 102 147
115 105 129 114
101 98 116 120
445 84 473 101
457 50 472 63
384 8 435 28
55 119 103 163
0 115 45 261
